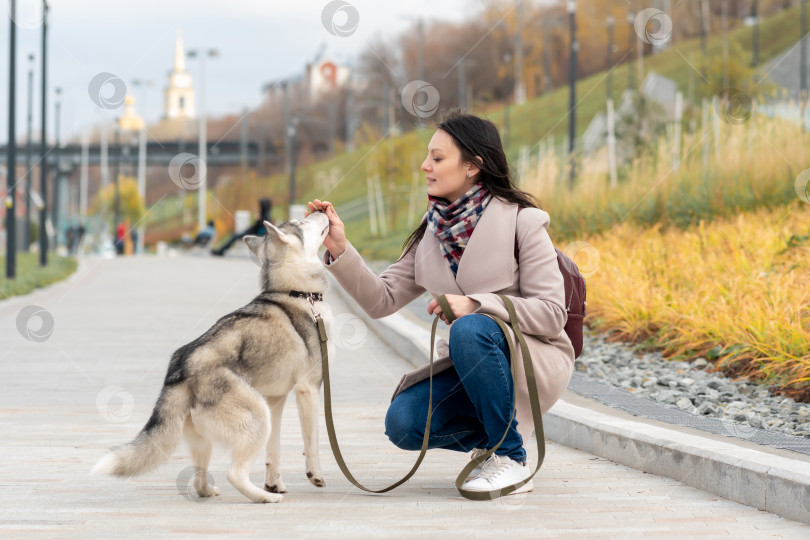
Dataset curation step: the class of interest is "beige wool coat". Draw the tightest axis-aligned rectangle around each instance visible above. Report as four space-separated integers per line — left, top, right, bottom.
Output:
322 195 575 443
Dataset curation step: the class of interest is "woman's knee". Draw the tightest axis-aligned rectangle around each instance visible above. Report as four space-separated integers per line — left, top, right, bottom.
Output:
384 397 425 451
449 314 499 344
449 315 506 366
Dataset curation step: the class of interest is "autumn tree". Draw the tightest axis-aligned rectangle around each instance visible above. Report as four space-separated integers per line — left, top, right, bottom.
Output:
90 177 146 228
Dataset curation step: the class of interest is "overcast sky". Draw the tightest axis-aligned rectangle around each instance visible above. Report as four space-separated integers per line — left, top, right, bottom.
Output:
0 0 477 144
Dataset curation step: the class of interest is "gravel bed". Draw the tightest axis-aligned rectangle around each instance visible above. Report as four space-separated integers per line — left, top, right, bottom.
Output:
577 331 810 438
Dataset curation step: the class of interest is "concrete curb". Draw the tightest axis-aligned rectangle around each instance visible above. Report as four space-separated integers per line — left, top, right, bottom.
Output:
327 276 810 525
546 401 810 524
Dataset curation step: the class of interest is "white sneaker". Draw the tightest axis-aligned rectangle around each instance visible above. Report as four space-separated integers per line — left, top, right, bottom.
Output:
461 454 533 494
465 448 488 481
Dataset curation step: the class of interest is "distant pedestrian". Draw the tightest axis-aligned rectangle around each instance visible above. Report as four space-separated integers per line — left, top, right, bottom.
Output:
194 220 216 247
76 224 86 254
114 222 126 255
211 198 273 256
66 226 76 255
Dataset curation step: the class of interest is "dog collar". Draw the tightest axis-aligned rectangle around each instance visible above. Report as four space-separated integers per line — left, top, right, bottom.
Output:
289 291 323 302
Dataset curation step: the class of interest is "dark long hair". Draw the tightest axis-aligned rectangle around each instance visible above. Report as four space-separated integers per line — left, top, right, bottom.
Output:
399 109 542 260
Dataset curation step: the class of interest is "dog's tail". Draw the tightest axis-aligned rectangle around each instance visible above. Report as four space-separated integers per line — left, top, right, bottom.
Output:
92 383 191 478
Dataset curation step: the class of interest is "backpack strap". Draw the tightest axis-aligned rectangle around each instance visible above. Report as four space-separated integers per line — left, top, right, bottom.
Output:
513 206 523 261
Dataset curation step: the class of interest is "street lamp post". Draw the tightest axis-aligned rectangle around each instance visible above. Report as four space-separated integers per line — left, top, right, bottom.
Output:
80 135 88 225
122 142 131 181
187 48 218 231
6 0 18 279
24 53 34 252
503 52 512 152
627 11 635 91
458 55 467 109
751 0 759 68
131 79 150 255
113 124 120 241
398 14 426 127
287 117 299 218
38 0 48 266
541 17 553 94
53 86 61 248
567 0 578 189
344 69 356 151
281 81 291 174
514 0 525 105
417 17 425 84
700 0 709 58
411 17 426 130
606 15 614 102
801 0 808 103
607 14 618 189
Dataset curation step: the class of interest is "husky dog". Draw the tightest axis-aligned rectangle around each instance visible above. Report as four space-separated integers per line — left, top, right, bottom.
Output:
93 211 333 503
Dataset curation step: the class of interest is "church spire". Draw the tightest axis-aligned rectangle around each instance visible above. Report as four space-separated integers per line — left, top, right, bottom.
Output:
164 30 195 120
174 30 186 72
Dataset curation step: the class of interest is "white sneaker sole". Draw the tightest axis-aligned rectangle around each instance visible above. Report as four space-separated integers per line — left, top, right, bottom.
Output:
510 479 533 495
460 479 534 495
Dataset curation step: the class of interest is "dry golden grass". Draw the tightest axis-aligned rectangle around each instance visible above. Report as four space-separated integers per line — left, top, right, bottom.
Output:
523 114 809 243
519 112 810 396
579 201 810 394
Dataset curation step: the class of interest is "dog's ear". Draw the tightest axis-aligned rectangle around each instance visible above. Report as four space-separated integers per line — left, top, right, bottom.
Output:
263 221 290 245
242 235 263 255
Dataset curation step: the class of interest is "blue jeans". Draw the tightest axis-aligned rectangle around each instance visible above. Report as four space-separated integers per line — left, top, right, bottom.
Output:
384 314 526 463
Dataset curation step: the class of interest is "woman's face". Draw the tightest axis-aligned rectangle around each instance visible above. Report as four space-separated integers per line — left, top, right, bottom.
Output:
421 129 479 203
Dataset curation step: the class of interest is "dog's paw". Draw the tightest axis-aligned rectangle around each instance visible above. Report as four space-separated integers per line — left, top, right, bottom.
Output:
306 471 326 488
264 483 287 494
198 485 221 497
255 491 283 504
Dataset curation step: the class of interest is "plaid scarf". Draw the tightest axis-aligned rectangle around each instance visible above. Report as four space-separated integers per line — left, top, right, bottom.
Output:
427 183 492 275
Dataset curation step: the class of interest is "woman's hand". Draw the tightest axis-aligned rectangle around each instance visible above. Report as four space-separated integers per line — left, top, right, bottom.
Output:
427 294 481 325
306 199 347 258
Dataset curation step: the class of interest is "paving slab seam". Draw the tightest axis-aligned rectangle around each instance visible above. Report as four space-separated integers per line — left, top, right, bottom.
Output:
326 275 810 525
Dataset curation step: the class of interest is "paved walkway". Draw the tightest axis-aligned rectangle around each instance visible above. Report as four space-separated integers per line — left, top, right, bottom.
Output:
1 255 808 539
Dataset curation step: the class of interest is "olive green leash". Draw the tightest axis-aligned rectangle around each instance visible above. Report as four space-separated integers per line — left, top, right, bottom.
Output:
316 294 546 500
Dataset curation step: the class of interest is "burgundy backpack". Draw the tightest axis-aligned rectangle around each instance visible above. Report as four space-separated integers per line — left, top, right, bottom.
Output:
514 208 586 358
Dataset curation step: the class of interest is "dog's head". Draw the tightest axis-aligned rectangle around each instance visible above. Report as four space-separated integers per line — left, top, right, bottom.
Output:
242 211 330 291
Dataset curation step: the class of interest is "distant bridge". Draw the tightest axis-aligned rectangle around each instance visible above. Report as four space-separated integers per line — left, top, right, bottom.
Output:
0 140 283 249
0 140 280 168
